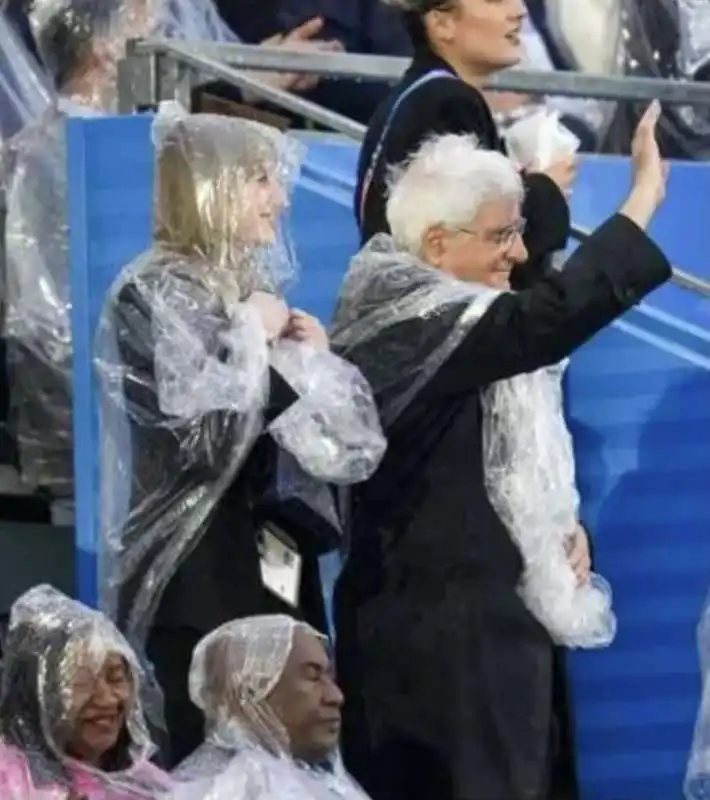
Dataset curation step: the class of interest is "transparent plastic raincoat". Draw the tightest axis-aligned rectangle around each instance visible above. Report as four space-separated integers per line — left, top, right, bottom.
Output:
0 10 53 142
95 105 384 648
1 0 125 496
331 234 615 650
140 0 237 42
0 584 171 798
603 0 710 159
171 615 370 799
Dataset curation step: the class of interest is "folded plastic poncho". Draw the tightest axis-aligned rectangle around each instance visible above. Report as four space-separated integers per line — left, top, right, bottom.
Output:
0 584 170 798
95 104 385 647
331 234 616 650
170 614 370 799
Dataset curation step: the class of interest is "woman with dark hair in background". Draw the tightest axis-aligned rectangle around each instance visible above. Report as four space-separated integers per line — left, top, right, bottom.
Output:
355 0 574 284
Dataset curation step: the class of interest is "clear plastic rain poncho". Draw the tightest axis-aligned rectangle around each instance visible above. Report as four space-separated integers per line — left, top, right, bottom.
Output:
0 9 54 142
170 615 370 799
140 0 238 42
95 104 385 647
1 0 125 496
602 0 710 159
2 106 75 495
91 0 237 43
685 592 710 799
331 235 616 649
0 584 169 798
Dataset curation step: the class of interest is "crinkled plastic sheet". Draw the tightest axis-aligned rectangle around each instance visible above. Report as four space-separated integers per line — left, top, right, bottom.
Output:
95 106 384 647
685 592 710 799
0 584 168 797
141 0 238 42
331 235 616 649
84 0 238 45
0 10 54 142
26 0 115 106
171 615 368 799
27 0 159 111
603 0 710 159
2 105 76 494
268 339 386 484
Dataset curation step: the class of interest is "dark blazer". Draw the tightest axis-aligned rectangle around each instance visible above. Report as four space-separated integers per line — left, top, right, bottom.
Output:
355 44 571 290
334 214 671 800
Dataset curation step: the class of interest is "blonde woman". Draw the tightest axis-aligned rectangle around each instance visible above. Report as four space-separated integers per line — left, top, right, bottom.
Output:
95 106 384 767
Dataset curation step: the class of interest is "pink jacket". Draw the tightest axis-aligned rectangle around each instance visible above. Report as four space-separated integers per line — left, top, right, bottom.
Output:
0 742 171 798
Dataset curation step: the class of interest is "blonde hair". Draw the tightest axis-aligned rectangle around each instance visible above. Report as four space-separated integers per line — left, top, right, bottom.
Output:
154 119 277 262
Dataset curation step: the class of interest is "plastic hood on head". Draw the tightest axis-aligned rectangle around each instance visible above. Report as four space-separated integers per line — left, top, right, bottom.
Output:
173 615 371 799
0 585 166 796
189 615 312 756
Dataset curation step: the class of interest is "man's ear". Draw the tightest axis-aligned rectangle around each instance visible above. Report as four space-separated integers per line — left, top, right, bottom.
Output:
420 225 447 266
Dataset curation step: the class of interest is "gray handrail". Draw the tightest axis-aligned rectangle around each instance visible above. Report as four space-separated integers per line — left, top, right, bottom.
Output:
125 40 367 138
129 40 710 104
120 40 710 299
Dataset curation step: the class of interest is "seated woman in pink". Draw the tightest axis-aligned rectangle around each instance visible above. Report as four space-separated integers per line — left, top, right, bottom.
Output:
0 584 171 798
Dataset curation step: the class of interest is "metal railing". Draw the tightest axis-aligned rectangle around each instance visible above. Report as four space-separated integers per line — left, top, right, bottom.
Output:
118 41 710 298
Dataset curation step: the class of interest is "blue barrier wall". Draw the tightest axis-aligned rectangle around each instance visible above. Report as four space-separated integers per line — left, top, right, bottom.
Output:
68 116 710 799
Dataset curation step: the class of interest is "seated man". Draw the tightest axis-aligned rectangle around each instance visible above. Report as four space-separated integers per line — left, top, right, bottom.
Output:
171 614 370 798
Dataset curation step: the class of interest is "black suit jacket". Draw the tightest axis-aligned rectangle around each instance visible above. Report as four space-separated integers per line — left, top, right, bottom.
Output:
334 215 671 800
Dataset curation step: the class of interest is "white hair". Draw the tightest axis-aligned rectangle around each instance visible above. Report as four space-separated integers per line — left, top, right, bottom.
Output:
386 133 525 253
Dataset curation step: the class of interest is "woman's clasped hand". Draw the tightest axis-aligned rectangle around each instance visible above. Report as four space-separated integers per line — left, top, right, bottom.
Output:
247 291 329 350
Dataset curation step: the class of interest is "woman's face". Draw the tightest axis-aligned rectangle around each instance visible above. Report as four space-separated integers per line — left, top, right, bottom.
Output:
432 0 527 75
236 168 287 246
65 651 133 765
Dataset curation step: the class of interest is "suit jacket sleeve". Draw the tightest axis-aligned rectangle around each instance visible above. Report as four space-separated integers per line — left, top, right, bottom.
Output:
421 213 671 395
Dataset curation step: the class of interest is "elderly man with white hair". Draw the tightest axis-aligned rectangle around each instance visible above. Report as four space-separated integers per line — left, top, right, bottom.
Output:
169 614 369 799
331 104 671 800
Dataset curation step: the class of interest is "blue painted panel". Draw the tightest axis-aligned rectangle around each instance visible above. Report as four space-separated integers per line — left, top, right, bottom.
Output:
67 120 710 799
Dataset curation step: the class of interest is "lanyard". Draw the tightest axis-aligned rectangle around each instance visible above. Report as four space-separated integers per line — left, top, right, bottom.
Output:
357 69 457 229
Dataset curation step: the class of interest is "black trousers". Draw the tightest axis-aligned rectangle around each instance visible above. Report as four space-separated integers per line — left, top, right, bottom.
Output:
146 625 204 769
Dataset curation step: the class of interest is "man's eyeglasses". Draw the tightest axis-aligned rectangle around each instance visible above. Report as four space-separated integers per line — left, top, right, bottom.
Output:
454 217 527 247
